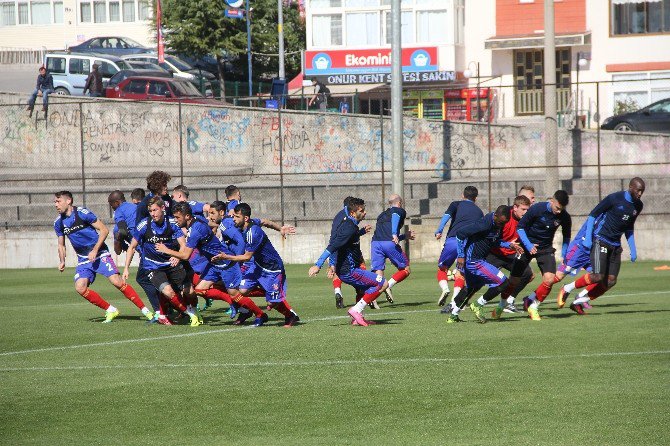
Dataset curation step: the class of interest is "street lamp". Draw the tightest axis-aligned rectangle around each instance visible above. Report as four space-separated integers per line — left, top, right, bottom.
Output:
575 52 588 128
464 61 480 122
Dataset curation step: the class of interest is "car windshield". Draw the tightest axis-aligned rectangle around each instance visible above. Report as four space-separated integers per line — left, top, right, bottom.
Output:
647 100 670 113
166 56 193 71
116 60 132 70
169 81 202 97
121 37 142 47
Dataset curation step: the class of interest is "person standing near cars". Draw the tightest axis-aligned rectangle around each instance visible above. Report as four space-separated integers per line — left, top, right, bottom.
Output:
83 64 103 97
26 65 54 116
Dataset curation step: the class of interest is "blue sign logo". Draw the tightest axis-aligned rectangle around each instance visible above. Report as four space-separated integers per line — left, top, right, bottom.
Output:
225 0 244 7
311 53 332 71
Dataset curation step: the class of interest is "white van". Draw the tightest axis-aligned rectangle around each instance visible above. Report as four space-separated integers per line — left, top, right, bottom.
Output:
44 52 133 96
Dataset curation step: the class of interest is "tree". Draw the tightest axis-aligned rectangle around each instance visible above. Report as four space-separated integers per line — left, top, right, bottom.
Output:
156 0 305 98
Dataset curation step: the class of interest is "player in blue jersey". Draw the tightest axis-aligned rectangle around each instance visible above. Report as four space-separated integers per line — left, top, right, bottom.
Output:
503 190 572 321
371 194 415 303
54 191 153 323
131 188 145 204
557 178 645 314
309 198 388 327
108 190 161 315
136 170 174 226
171 185 210 217
435 186 484 308
213 203 300 327
225 185 241 216
123 196 200 326
155 202 269 326
446 205 522 323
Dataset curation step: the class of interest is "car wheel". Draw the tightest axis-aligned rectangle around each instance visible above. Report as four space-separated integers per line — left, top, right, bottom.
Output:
614 122 635 132
54 87 70 96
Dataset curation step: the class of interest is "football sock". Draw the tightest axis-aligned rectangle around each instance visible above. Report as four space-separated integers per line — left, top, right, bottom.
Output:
506 296 515 305
185 305 196 317
588 283 607 299
437 269 448 285
352 298 367 313
235 296 264 317
168 295 187 313
334 286 342 295
81 289 110 310
107 305 118 313
273 301 292 317
563 280 576 293
201 288 233 304
390 269 410 287
573 296 590 305
119 283 146 310
332 278 342 289
141 307 151 316
476 296 487 306
438 280 449 291
574 274 592 289
246 289 266 298
534 282 553 303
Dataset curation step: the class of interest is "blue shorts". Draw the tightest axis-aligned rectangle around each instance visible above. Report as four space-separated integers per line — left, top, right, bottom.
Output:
240 260 255 275
200 263 242 290
74 253 118 285
438 237 458 269
371 240 409 271
558 241 592 276
240 267 286 303
339 268 386 295
462 260 507 291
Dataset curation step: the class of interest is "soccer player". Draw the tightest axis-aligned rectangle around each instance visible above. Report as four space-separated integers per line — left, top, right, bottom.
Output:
518 185 536 205
108 190 161 314
370 194 415 303
124 196 200 326
309 198 388 327
171 184 210 216
435 186 484 308
54 191 153 323
505 190 572 320
225 185 241 215
213 203 300 327
484 195 534 318
155 202 270 326
130 188 145 204
136 170 174 226
557 177 645 314
447 205 522 323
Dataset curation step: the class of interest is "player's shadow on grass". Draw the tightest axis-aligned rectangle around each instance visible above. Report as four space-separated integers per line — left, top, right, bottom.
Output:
87 315 151 323
384 300 433 308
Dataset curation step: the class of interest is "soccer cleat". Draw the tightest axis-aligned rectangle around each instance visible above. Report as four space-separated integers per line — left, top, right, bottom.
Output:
440 303 454 314
470 302 487 323
384 287 394 303
228 304 239 319
352 318 377 326
234 311 253 325
369 300 380 310
582 301 593 310
522 296 532 312
347 307 368 327
196 309 204 325
283 313 300 327
144 311 155 321
157 317 174 326
503 303 520 313
446 314 462 324
569 303 586 315
557 288 570 309
102 309 120 323
253 312 269 327
527 307 541 321
491 305 503 320
198 298 214 312
189 314 201 327
437 288 451 306
335 292 344 309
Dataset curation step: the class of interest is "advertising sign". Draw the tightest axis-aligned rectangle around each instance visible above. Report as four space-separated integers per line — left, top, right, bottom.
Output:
305 47 439 76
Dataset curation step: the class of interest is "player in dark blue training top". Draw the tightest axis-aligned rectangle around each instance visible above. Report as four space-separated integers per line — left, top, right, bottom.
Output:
557 177 645 314
135 170 174 226
446 205 521 324
504 190 572 321
124 196 200 326
54 191 153 323
371 194 415 304
309 198 388 327
171 184 210 217
434 186 483 307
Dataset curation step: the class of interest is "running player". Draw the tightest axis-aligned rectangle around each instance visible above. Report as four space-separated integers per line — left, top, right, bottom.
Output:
370 194 414 303
309 198 387 327
505 190 571 320
136 170 173 226
557 177 645 314
124 196 200 326
435 186 483 308
54 191 153 322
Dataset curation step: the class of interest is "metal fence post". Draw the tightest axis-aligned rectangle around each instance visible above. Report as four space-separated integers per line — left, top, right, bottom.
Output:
178 101 184 184
596 81 602 202
78 101 86 207
487 115 492 212
380 111 385 207
278 103 285 225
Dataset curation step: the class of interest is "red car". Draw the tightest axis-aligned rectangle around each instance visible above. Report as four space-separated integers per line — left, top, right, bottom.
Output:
107 76 223 104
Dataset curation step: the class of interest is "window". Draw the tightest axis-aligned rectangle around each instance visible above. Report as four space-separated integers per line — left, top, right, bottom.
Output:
124 79 147 94
94 60 119 77
46 56 66 74
31 1 50 24
415 0 443 5
17 2 28 23
613 71 670 110
1 3 16 25
417 10 447 43
381 0 412 5
53 1 63 23
346 12 379 45
80 1 91 21
122 0 133 20
384 10 413 44
611 0 670 35
312 14 342 46
109 0 119 21
345 0 377 6
148 80 167 95
93 0 105 22
311 0 341 6
69 57 90 74
138 0 148 20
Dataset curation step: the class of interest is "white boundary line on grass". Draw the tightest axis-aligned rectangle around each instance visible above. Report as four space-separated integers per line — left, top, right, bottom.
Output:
0 350 668 373
1 289 669 358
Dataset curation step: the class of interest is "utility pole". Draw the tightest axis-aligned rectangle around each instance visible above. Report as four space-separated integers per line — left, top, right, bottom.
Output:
544 0 559 195
246 0 252 96
278 0 285 80
391 0 403 197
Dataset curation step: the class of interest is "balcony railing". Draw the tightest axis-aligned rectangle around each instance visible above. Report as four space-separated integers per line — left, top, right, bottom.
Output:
516 88 571 115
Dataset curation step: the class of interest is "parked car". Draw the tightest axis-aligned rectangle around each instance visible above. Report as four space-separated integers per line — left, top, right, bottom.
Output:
111 76 223 105
68 37 151 56
122 53 217 96
124 60 168 72
601 98 670 134
44 51 132 95
105 69 172 97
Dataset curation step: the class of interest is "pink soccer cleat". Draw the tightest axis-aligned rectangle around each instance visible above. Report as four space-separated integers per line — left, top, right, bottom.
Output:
347 308 368 327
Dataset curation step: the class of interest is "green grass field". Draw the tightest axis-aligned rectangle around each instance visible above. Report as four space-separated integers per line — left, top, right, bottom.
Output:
0 262 669 445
